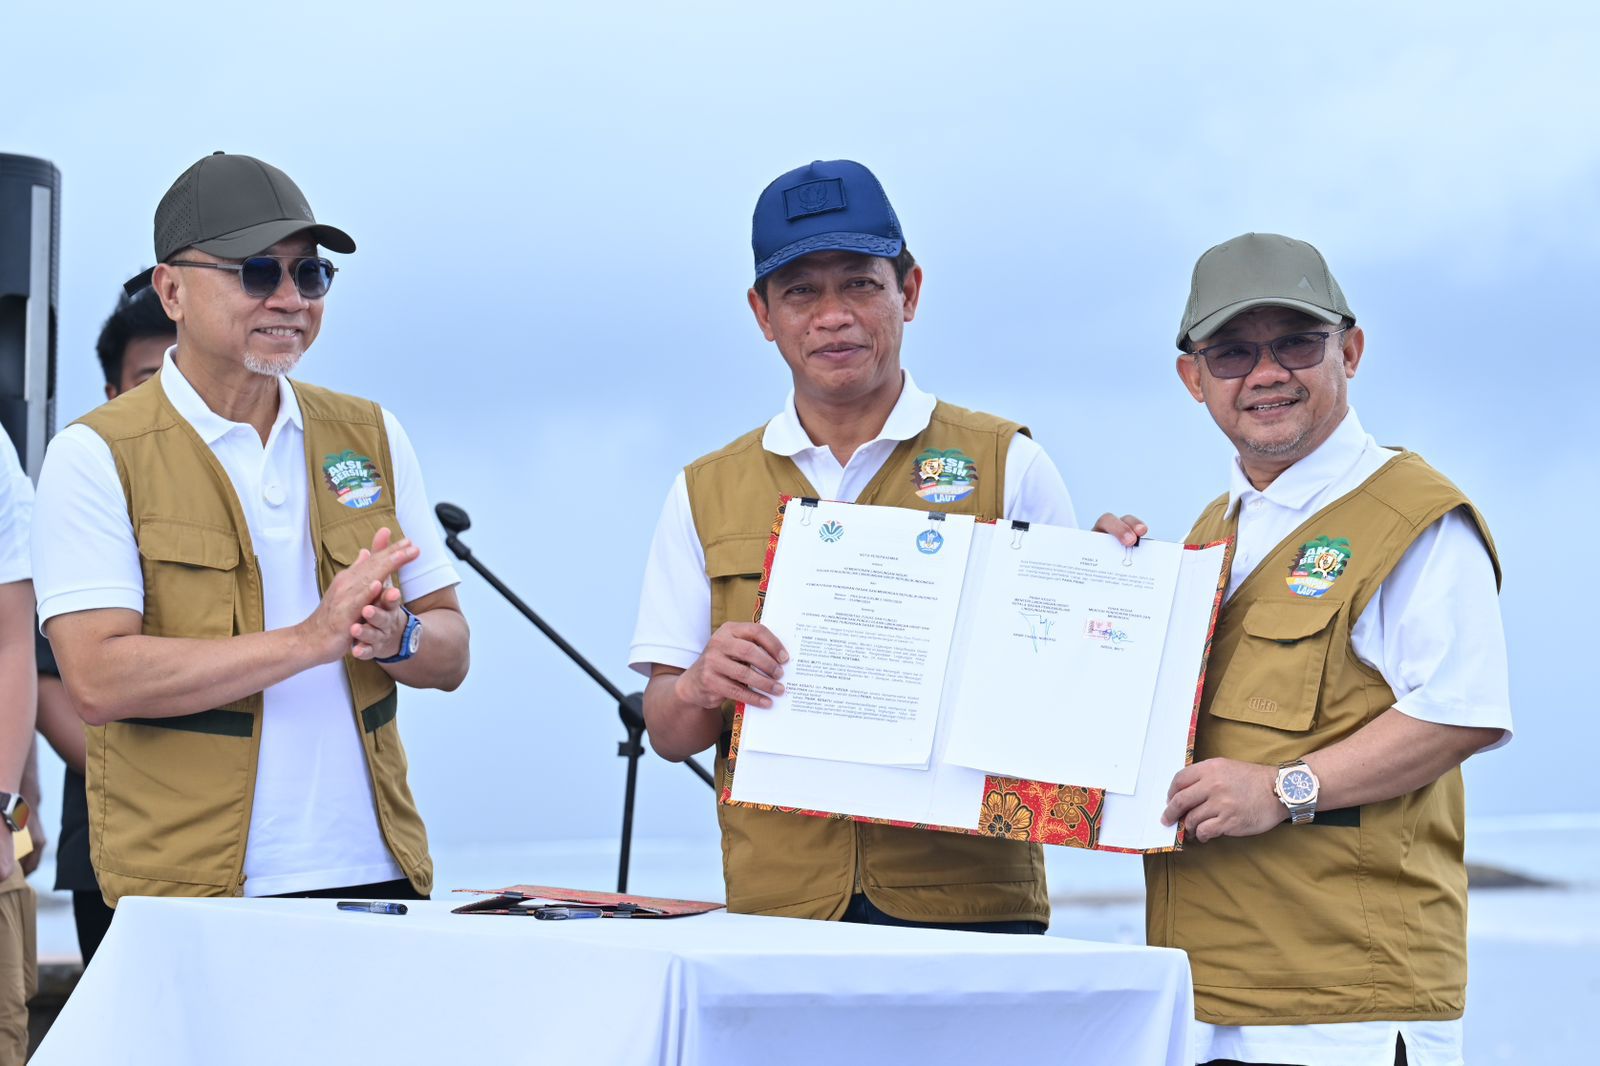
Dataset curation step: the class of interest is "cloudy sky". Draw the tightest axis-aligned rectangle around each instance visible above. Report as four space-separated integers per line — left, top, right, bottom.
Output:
4 1 1594 865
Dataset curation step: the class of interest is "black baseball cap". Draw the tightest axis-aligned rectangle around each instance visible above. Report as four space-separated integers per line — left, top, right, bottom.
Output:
751 159 904 282
124 152 355 295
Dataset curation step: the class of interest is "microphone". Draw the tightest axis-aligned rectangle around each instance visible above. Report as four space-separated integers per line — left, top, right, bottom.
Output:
435 501 470 535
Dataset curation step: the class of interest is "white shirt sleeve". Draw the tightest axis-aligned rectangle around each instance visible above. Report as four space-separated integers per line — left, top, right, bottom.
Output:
628 472 711 676
1350 507 1512 748
32 424 144 625
1002 433 1078 527
0 432 32 585
381 410 460 603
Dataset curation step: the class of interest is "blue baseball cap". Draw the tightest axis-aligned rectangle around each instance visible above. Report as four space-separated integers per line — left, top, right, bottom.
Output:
751 160 904 282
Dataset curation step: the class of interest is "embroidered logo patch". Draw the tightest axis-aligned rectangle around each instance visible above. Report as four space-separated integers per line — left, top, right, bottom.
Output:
912 448 978 504
1286 535 1351 597
818 520 844 543
916 528 944 554
783 178 847 220
322 450 383 510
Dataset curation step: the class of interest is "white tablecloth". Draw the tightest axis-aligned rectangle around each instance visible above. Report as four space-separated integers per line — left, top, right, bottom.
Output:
34 896 1193 1065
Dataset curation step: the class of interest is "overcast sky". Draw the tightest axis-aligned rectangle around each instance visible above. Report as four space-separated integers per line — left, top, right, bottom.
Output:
4 1 1594 866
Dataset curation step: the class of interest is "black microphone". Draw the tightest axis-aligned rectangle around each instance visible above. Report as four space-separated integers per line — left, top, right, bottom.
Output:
435 501 470 536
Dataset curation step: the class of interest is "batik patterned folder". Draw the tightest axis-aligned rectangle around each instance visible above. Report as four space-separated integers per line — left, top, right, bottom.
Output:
720 497 1230 854
452 885 723 918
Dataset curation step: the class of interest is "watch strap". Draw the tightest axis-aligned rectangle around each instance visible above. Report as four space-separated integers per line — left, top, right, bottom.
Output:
374 608 421 664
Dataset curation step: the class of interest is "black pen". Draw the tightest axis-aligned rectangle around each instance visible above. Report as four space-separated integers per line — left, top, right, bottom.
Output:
337 900 408 915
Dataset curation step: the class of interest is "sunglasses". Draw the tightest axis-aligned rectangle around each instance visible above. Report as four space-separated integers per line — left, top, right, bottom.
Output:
167 255 338 299
1189 328 1347 380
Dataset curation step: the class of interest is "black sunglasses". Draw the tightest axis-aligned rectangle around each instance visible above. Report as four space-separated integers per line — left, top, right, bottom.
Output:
167 255 337 300
1190 328 1347 380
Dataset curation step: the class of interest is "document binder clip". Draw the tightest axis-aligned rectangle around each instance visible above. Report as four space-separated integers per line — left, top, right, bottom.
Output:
1123 543 1135 566
925 512 946 522
798 498 819 526
1010 521 1029 549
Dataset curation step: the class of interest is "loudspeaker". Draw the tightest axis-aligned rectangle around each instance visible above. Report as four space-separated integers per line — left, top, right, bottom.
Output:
0 153 60 479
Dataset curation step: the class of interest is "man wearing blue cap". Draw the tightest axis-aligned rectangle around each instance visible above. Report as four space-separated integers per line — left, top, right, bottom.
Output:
629 160 1085 930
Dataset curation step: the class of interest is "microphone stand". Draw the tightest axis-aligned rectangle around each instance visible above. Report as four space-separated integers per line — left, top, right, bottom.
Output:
434 502 715 894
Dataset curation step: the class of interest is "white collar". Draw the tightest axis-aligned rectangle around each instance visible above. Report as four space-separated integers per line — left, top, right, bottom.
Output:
761 370 936 457
1226 407 1373 516
160 346 302 445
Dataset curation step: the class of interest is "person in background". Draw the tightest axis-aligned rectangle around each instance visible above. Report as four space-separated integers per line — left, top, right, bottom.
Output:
0 427 38 1064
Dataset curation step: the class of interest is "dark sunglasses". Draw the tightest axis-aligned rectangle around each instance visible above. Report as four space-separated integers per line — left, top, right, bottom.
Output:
167 255 338 299
1190 328 1347 380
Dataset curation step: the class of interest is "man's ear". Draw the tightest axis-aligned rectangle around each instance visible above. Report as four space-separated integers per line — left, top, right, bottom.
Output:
899 264 923 323
1341 326 1365 379
1176 353 1206 402
747 287 776 342
150 264 183 325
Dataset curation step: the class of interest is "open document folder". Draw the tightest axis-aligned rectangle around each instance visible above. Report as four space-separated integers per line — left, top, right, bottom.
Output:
723 497 1229 853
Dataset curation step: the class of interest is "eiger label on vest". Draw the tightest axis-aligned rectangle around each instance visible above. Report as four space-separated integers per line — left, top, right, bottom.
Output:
912 447 978 504
323 450 384 509
1286 535 1351 597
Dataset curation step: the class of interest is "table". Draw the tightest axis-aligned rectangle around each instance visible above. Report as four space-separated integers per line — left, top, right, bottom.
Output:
34 897 1194 1065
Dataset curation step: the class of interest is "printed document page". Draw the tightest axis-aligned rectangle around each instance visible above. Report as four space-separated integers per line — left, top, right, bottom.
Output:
941 523 1183 794
727 525 998 828
737 501 976 768
1097 542 1229 850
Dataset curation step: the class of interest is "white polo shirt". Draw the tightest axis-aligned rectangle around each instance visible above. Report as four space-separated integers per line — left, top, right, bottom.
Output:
1194 407 1512 1066
32 349 459 896
0 432 30 586
630 371 1077 676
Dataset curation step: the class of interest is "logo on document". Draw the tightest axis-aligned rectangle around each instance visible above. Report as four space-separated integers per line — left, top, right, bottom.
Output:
818 520 845 543
322 450 383 509
1286 535 1351 598
916 529 944 555
912 448 978 504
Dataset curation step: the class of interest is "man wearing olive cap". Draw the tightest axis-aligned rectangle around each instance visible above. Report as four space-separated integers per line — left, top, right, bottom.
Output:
1143 233 1512 1065
629 159 1110 931
32 153 469 905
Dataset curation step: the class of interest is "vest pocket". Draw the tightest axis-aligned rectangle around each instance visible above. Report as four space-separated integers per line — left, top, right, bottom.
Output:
705 534 770 628
136 519 240 639
1208 599 1343 732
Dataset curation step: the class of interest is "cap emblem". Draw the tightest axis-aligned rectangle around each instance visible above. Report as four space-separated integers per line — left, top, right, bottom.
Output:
784 178 846 220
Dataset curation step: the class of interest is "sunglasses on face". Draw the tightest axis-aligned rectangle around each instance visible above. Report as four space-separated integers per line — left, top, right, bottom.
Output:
167 255 338 299
1189 327 1347 380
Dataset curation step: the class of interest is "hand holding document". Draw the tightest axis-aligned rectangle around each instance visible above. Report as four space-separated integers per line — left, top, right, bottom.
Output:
726 499 1229 853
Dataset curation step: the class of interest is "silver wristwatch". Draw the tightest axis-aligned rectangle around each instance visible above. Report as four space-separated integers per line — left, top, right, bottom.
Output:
1273 759 1320 825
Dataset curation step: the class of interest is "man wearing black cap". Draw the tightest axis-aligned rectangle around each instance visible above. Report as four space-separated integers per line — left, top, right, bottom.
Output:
629 160 1090 931
1146 234 1511 1064
31 153 470 906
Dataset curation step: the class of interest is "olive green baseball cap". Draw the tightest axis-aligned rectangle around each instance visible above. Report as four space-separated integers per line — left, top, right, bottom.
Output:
1176 232 1353 349
124 152 355 295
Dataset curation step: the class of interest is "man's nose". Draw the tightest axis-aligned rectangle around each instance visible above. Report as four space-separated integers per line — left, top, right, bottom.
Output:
812 288 853 327
262 264 309 311
1244 344 1294 385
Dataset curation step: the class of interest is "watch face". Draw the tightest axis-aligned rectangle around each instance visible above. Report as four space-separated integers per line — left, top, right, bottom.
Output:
1280 769 1316 804
406 622 422 655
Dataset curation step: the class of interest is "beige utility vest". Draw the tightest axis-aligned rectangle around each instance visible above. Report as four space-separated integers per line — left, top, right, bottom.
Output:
76 374 432 904
686 399 1050 923
1145 452 1499 1026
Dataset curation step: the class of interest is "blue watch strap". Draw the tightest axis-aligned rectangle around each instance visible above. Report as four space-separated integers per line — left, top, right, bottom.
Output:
374 608 421 664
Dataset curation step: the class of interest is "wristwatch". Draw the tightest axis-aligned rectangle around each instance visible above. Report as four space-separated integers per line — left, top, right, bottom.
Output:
0 792 30 834
1273 760 1320 825
375 608 423 664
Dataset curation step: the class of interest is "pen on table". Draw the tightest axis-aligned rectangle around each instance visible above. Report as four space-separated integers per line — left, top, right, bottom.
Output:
337 900 408 915
530 907 606 920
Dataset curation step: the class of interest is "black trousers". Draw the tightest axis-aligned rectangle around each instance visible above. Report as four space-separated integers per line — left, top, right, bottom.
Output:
838 893 1046 935
71 890 115 967
1204 1032 1408 1066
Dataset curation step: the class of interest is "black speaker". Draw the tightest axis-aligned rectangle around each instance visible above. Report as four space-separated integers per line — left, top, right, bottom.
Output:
0 153 60 479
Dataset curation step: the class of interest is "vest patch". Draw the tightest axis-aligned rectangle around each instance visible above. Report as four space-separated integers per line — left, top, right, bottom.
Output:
1246 696 1278 715
913 447 978 504
1286 535 1351 597
322 450 384 509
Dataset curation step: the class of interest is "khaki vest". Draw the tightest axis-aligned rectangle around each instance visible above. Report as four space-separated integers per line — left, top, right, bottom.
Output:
1145 452 1499 1026
76 373 432 904
687 399 1049 923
